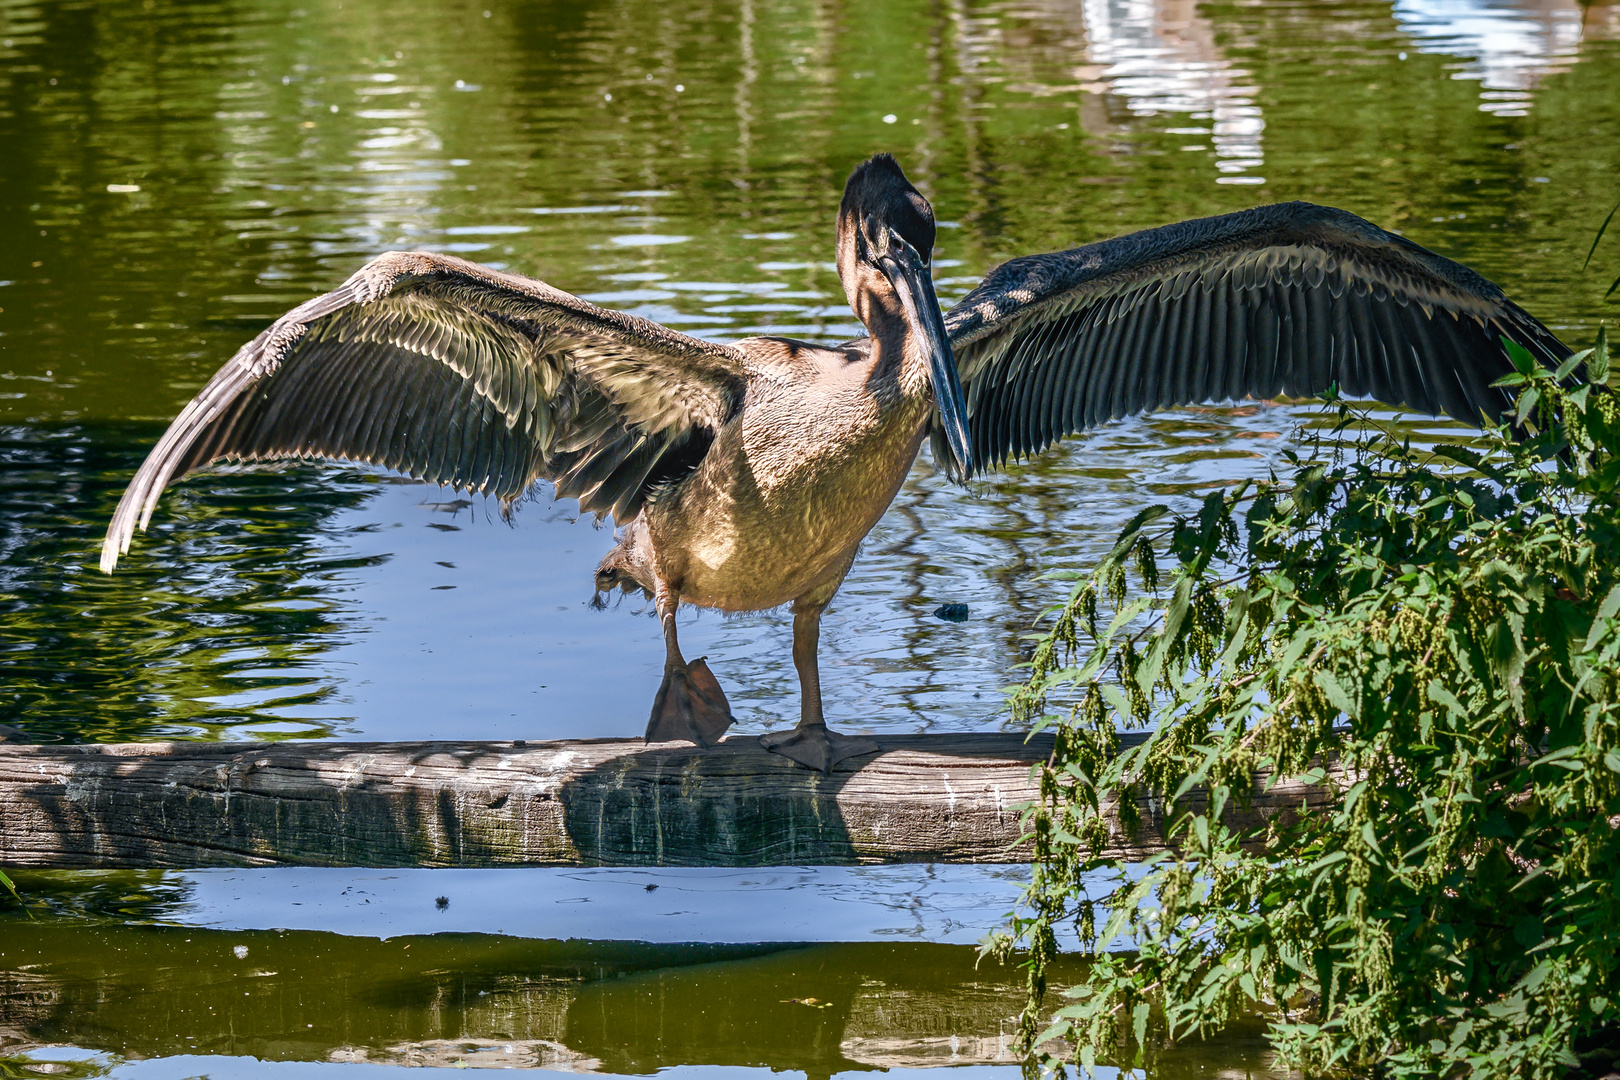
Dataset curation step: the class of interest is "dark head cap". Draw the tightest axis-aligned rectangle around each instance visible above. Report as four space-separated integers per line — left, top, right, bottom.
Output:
838 154 936 264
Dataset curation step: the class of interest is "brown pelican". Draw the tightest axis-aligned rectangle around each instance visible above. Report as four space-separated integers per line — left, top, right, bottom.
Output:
100 154 1568 771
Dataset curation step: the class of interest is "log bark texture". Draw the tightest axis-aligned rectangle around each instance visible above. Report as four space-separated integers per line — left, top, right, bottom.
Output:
0 734 1336 869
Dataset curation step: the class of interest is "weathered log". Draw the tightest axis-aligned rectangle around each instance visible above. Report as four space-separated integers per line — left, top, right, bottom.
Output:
0 733 1337 869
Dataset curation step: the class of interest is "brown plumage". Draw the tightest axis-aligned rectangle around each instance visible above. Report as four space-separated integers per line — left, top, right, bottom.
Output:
101 157 1568 771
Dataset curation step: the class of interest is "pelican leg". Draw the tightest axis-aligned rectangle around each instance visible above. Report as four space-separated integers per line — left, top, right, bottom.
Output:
645 584 735 746
759 600 880 773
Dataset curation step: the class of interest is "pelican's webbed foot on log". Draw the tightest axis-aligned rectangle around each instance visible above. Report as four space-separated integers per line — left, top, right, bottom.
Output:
645 657 735 747
760 723 879 773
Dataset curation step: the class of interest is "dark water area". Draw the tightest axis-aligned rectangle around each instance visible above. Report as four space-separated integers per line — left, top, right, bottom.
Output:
0 925 1275 1077
0 865 1280 1078
2 0 1618 1073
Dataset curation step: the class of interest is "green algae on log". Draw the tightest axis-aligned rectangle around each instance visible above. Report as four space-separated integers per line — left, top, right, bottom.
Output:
0 734 1336 868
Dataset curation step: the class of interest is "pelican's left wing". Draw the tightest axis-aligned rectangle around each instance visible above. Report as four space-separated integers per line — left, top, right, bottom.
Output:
101 251 749 571
938 201 1570 475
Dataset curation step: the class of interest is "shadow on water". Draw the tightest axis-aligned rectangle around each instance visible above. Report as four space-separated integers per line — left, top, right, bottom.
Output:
0 423 385 743
0 925 1277 1076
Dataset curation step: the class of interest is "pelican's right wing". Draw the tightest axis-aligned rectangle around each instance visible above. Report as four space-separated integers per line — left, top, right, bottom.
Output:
101 251 749 572
940 201 1570 475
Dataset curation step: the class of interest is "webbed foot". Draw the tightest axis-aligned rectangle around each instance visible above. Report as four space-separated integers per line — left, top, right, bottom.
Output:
759 723 879 773
645 657 735 746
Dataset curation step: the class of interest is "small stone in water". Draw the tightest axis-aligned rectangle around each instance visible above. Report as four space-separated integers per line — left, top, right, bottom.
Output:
934 603 969 622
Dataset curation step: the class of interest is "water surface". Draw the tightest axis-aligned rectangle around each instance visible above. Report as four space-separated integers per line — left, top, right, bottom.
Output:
1 0 1618 1073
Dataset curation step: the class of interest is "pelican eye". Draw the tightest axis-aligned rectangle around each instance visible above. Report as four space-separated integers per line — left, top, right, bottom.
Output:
890 196 936 263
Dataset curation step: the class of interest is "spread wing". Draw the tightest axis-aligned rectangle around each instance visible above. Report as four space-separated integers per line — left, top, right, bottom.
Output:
939 201 1570 474
101 250 749 571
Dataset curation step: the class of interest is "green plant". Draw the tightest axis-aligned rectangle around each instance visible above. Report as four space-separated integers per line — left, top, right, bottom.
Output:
993 330 1620 1078
0 868 32 919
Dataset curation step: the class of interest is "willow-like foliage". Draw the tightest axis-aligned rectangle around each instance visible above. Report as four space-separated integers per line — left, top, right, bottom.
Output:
991 330 1620 1078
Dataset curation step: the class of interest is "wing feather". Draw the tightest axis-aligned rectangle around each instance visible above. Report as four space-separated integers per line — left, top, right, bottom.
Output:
1046 316 1082 451
1219 277 1248 402
1161 275 1195 412
1134 291 1168 418
1057 305 1100 442
1097 294 1143 426
943 202 1569 473
101 251 749 571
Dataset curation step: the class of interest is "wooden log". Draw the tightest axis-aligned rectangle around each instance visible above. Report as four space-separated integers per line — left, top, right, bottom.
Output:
0 733 1338 869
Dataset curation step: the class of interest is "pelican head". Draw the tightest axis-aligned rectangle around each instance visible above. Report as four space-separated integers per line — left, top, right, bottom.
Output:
836 154 973 477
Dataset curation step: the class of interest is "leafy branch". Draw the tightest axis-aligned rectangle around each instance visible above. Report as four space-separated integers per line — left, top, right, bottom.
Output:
994 327 1620 1079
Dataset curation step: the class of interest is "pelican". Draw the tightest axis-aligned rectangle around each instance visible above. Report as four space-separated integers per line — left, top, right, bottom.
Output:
100 154 1569 771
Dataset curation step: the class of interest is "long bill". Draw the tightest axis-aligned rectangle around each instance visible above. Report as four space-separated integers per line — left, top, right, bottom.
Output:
879 237 974 478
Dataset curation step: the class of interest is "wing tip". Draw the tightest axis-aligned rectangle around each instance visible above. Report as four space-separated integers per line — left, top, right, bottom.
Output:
98 482 150 574
98 506 138 574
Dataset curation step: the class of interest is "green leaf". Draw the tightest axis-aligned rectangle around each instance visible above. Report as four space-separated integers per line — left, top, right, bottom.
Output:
1359 821 1384 860
1487 614 1526 693
1314 669 1356 719
1097 682 1134 725
1516 386 1542 427
1103 505 1172 562
1587 584 1620 651
1519 961 1553 993
1428 680 1466 719
1554 349 1591 382
1139 578 1193 694
1584 198 1620 271
1537 744 1584 769
1592 324 1611 384
1504 338 1537 375
0 868 30 920
1429 444 1508 483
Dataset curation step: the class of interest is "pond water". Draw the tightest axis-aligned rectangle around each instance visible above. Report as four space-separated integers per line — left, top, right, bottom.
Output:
1 0 1617 1073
